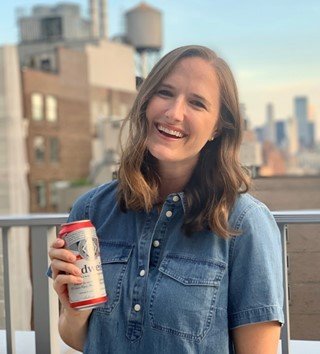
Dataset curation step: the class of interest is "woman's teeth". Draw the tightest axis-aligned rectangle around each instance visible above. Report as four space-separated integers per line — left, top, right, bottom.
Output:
157 124 184 138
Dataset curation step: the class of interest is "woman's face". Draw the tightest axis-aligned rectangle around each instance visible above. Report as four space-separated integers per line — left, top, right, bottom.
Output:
146 57 220 171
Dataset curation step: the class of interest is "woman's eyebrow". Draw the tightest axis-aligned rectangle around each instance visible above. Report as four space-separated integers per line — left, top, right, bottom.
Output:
158 83 174 89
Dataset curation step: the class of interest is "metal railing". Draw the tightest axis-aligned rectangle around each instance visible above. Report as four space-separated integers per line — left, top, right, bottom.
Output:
0 211 320 354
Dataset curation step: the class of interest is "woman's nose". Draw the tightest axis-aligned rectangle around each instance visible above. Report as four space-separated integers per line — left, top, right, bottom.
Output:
165 97 186 122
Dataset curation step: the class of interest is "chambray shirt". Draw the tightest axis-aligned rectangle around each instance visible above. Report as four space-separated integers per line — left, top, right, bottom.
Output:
66 180 284 353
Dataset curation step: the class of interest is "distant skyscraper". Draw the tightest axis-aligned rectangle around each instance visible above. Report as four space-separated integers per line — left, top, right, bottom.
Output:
276 121 286 148
287 117 299 155
240 103 249 130
294 96 309 149
254 127 265 143
307 121 315 149
265 102 276 144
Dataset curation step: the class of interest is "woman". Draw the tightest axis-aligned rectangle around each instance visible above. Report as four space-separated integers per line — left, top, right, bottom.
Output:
49 45 284 353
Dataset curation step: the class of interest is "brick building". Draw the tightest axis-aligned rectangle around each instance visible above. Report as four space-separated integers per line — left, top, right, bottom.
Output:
22 42 136 212
22 47 91 212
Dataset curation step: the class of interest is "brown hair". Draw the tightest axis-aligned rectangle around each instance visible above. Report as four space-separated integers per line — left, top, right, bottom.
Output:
118 45 250 237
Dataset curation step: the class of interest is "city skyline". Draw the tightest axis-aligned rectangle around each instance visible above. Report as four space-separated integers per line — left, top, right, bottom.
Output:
1 0 319 139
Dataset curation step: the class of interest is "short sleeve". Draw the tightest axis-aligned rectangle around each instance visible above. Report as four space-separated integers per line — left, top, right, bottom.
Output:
228 201 284 329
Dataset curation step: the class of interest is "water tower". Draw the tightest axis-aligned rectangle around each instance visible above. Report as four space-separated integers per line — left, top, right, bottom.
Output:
125 2 162 78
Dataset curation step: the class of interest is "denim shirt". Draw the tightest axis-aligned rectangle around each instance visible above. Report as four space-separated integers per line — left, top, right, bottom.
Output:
66 180 284 353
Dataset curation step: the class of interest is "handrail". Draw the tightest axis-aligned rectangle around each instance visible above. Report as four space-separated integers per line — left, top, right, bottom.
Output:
1 210 320 354
1 209 320 225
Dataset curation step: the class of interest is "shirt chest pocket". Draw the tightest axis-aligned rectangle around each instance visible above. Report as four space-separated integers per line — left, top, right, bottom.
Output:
149 254 226 341
97 241 133 314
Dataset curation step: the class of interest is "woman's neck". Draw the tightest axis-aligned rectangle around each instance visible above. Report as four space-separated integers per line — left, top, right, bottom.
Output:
157 160 197 199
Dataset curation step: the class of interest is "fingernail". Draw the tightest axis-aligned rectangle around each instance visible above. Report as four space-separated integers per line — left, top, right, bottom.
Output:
56 238 63 245
74 268 81 276
76 277 83 284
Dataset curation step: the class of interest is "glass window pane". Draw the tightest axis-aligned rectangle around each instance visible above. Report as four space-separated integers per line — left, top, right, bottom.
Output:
35 181 46 208
46 95 58 122
31 93 43 121
50 137 59 162
33 136 45 162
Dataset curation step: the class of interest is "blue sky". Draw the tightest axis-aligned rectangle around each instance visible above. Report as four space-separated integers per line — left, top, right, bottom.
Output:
1 0 319 135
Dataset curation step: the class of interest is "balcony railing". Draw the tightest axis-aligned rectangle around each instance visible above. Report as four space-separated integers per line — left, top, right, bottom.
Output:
1 211 320 354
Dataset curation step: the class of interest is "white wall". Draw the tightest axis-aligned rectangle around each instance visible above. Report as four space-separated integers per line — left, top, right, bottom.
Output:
86 40 136 92
0 45 32 330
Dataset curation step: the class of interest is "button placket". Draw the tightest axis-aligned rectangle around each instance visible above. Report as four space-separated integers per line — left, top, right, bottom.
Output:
126 214 154 341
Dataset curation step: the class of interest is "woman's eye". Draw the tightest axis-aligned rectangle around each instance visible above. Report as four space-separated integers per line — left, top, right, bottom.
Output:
157 89 172 97
191 100 206 109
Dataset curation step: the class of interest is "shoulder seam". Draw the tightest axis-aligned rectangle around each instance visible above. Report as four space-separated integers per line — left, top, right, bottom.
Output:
229 199 266 269
84 187 100 219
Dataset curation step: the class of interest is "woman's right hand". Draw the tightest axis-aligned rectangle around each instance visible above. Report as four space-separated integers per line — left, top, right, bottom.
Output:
49 237 91 350
48 238 92 317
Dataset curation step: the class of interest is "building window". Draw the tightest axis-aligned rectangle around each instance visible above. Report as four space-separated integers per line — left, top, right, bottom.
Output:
31 93 44 121
46 95 58 122
40 58 52 72
49 182 59 207
33 136 45 162
35 181 46 208
50 137 59 163
41 17 63 40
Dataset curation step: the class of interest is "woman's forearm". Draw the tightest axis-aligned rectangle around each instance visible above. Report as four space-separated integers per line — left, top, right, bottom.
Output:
58 306 91 351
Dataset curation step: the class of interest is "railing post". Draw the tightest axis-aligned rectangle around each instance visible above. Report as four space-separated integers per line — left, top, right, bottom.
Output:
2 227 16 354
31 226 60 354
278 223 291 354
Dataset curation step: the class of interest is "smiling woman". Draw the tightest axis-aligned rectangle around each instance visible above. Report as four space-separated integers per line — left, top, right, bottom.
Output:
49 45 284 354
145 57 220 169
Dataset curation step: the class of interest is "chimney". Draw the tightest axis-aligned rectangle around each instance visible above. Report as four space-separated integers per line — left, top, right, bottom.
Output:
99 0 108 39
89 0 99 38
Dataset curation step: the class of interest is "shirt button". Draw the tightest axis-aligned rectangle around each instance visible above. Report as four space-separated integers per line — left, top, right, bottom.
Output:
166 210 173 218
134 304 141 312
173 195 180 202
139 269 146 277
153 240 160 248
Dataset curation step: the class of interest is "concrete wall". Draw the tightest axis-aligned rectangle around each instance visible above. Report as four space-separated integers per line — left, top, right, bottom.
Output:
0 45 31 330
86 40 136 92
251 176 320 340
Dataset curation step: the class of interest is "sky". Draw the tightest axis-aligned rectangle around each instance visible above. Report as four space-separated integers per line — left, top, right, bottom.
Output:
1 0 319 136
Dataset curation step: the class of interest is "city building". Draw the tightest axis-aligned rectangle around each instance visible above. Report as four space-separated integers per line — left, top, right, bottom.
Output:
287 117 299 156
307 121 315 149
0 45 32 329
17 2 107 68
22 40 136 212
294 96 310 149
240 130 262 177
276 120 287 148
265 102 276 144
259 141 287 176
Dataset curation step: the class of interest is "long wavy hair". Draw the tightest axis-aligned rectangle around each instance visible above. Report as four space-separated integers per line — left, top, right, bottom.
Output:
117 45 250 238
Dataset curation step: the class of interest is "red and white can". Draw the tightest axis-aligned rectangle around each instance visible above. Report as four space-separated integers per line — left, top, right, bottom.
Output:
58 220 108 310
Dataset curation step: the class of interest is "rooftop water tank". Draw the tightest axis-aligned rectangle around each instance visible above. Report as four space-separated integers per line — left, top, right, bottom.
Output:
125 2 162 53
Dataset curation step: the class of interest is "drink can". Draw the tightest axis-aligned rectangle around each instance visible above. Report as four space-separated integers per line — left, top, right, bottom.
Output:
58 220 108 310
